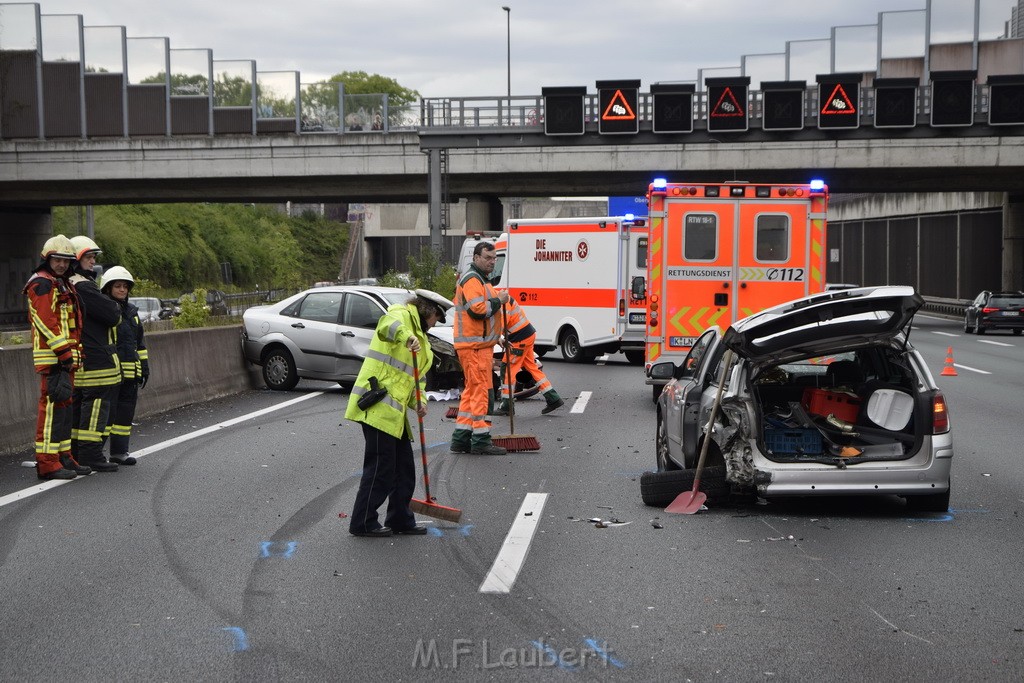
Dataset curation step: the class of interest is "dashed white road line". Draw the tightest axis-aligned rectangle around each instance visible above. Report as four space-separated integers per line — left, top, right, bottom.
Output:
570 391 592 413
951 363 991 375
977 339 1013 347
0 391 325 509
479 492 548 594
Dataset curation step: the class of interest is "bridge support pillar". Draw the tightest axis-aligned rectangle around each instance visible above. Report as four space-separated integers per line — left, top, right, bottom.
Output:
1 207 52 326
1005 194 1024 290
465 195 503 232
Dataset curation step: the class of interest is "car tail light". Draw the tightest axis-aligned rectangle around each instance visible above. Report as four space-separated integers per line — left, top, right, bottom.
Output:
932 392 950 434
982 307 1000 314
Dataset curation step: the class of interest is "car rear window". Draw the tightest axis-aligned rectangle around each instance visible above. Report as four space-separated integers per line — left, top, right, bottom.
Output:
989 297 1024 308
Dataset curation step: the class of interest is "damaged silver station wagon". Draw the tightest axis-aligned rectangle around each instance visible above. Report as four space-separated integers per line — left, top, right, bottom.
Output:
642 286 953 512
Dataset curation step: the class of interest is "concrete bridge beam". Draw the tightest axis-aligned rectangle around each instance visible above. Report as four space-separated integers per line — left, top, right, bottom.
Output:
1005 193 1024 291
2 207 51 325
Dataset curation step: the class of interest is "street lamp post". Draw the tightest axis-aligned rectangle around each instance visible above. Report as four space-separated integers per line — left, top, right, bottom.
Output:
502 6 510 125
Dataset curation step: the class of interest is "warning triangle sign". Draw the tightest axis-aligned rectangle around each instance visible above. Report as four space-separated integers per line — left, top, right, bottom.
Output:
602 89 636 120
821 83 856 115
711 87 745 117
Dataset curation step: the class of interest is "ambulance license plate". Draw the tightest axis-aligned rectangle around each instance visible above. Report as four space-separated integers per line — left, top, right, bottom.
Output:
629 312 646 324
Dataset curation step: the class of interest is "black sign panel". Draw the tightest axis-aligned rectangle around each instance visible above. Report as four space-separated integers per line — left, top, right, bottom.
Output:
761 82 805 131
651 83 694 133
542 87 586 136
706 77 749 133
930 71 976 127
817 74 860 129
987 76 1024 126
597 79 640 135
873 78 918 128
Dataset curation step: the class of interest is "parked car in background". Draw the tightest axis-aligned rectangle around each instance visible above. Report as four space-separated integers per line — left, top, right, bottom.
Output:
134 297 164 323
963 290 1024 335
175 289 229 317
643 286 953 512
241 285 459 391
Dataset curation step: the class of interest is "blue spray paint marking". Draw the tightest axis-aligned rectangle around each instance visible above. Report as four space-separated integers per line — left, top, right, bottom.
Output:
584 638 626 669
459 524 474 537
222 627 249 651
427 527 444 537
903 513 954 523
531 640 578 671
260 541 297 558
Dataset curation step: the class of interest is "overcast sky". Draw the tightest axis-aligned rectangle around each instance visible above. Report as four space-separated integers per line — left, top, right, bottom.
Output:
10 1 1021 97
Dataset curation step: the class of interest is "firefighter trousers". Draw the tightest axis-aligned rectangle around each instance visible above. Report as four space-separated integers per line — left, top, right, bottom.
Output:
107 380 139 456
349 422 417 533
35 374 75 476
453 346 494 449
72 383 115 465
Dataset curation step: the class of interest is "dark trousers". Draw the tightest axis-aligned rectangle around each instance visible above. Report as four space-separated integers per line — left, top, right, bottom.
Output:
107 380 139 455
349 422 417 533
72 384 114 465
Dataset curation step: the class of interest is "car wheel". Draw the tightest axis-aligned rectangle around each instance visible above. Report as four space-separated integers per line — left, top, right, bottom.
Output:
976 324 986 335
559 329 585 363
624 350 645 366
904 487 950 513
655 413 679 471
963 316 972 334
262 348 299 391
639 467 730 507
1014 329 1022 336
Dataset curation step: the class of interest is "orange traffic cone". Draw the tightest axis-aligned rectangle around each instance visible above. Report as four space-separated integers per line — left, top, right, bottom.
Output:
941 346 958 376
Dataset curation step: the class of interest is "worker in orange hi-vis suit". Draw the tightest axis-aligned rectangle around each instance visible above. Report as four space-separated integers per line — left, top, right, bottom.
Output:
451 241 509 455
494 296 564 417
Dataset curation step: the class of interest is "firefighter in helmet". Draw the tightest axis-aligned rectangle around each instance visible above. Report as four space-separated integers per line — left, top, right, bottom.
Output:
100 266 149 466
23 235 90 479
68 235 122 472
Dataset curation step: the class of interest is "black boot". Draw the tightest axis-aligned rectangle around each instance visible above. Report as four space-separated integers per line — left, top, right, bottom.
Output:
37 465 77 481
110 454 137 466
60 454 92 476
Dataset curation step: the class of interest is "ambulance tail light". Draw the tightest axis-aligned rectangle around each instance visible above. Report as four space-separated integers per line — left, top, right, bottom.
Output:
650 294 659 327
618 298 626 316
670 186 699 196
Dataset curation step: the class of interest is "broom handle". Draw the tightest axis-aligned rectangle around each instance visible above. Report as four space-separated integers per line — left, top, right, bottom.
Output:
502 305 515 434
411 348 432 503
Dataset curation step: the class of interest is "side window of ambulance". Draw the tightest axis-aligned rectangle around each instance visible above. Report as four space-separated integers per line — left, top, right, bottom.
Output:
636 237 648 269
491 254 506 286
756 214 789 262
683 213 717 261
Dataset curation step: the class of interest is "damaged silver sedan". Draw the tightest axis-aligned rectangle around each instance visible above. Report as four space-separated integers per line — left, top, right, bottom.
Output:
642 286 953 512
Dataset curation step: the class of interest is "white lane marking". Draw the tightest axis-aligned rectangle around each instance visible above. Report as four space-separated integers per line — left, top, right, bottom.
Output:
0 391 325 509
977 339 1013 347
931 331 958 337
479 492 548 594
570 391 591 414
952 363 991 375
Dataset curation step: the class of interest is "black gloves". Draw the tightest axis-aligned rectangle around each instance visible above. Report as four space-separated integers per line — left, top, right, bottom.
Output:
46 368 73 403
138 374 149 389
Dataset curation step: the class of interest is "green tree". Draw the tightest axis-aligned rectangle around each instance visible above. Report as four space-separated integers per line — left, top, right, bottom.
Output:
303 71 419 129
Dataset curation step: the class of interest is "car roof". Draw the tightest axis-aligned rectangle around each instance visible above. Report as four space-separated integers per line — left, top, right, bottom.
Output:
722 285 923 365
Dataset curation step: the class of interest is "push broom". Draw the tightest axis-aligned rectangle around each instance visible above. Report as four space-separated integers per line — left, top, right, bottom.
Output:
408 349 463 523
492 307 541 452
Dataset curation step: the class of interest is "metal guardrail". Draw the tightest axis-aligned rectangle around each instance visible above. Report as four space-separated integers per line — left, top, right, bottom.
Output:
921 297 969 319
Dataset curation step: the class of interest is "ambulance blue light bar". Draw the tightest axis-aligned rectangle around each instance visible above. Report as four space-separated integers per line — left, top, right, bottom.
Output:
652 178 667 189
809 179 826 191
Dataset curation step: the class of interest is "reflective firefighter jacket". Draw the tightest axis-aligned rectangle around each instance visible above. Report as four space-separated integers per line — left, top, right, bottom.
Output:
344 303 433 440
23 268 83 373
70 270 122 387
453 264 503 350
114 299 149 381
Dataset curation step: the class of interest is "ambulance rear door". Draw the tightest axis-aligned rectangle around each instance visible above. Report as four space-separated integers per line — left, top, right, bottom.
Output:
659 197 736 356
735 199 812 318
622 221 648 350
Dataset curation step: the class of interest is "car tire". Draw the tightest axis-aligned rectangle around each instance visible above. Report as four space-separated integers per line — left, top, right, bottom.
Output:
262 348 299 391
624 350 645 366
904 487 950 513
963 317 972 334
559 329 586 363
976 324 986 334
1014 329 1022 336
640 467 730 507
655 413 679 471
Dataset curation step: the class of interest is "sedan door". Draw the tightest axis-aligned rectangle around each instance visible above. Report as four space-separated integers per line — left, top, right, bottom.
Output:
336 292 389 380
662 328 721 468
286 291 347 378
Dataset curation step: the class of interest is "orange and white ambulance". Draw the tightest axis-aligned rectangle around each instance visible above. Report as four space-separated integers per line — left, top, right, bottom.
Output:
491 217 649 363
644 179 829 398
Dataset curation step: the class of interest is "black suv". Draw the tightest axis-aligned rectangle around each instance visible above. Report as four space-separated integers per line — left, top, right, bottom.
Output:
964 290 1024 335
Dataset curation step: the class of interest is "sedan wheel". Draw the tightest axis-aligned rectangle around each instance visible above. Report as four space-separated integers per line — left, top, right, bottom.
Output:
640 467 730 507
963 316 972 334
262 348 299 391
656 414 679 471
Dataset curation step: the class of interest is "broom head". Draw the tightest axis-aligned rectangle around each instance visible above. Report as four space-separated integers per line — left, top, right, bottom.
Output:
410 497 463 523
492 434 541 452
445 406 458 419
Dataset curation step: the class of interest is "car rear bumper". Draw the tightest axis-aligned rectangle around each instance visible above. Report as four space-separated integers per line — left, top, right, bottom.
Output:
754 445 953 498
980 316 1024 330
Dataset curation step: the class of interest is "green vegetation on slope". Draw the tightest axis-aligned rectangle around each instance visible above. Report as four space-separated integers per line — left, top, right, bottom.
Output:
52 204 348 294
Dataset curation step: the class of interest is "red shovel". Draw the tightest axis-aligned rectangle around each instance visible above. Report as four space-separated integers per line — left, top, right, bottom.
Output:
666 349 734 515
